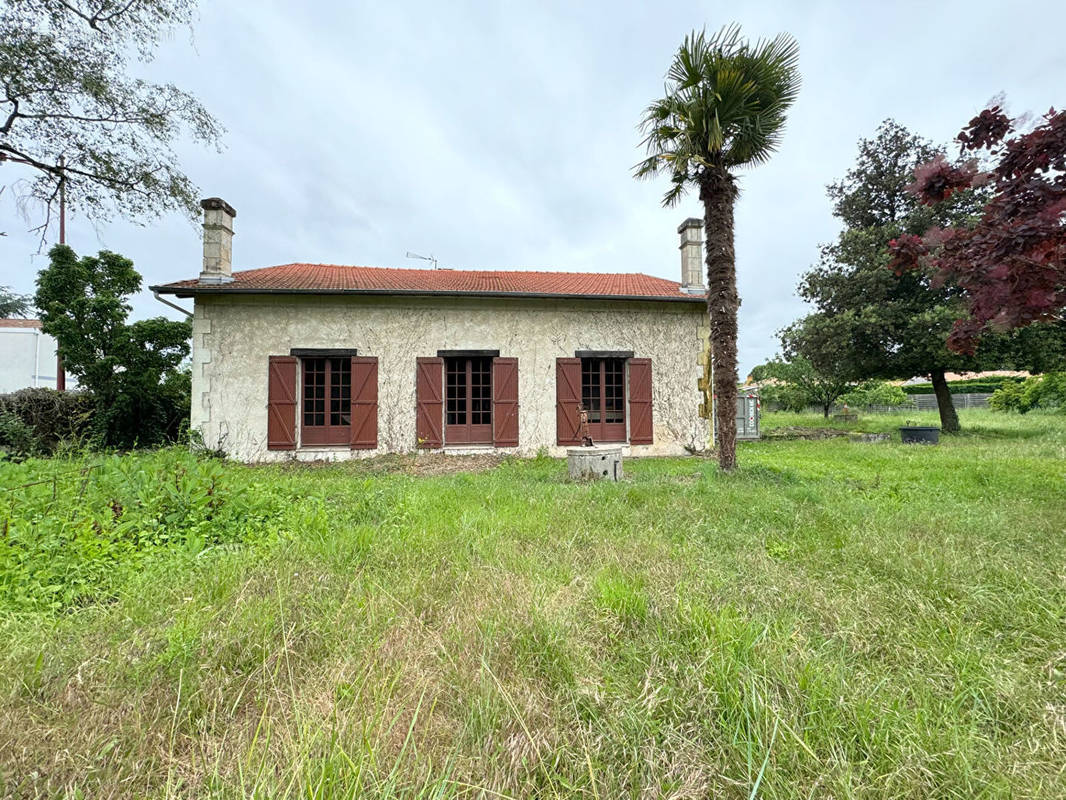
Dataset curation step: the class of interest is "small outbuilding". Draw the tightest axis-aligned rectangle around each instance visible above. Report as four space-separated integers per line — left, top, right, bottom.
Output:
0 319 70 393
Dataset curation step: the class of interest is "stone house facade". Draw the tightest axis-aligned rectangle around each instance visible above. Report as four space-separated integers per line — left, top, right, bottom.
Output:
153 199 711 461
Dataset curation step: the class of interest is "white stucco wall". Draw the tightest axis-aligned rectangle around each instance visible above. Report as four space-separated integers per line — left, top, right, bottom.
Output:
190 294 710 461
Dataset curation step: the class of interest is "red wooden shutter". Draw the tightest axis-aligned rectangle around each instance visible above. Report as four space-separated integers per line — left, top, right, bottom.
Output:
628 358 653 445
415 357 443 448
492 357 519 447
350 356 378 450
267 356 298 450
556 358 582 446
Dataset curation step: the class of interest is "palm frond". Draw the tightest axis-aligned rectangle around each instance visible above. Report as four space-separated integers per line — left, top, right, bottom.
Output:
635 23 801 201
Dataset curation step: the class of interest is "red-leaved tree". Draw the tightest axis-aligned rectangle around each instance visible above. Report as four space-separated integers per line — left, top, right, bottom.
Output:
888 106 1066 353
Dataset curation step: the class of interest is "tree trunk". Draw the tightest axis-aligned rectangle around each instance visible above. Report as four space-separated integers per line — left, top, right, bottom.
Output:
930 368 960 433
700 168 740 471
823 402 831 419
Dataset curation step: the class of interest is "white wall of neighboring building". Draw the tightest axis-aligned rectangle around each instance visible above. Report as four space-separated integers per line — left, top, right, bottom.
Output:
0 322 71 393
191 293 711 461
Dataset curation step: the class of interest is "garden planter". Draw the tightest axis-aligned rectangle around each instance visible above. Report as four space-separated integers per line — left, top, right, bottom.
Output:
899 426 940 444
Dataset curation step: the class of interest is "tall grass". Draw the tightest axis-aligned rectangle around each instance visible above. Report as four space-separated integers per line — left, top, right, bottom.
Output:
0 448 290 612
1 411 1064 798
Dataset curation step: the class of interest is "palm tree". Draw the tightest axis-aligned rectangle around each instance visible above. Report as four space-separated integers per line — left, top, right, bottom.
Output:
636 25 800 470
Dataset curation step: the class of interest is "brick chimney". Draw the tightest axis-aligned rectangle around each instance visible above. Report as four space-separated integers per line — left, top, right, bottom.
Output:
678 217 704 292
199 197 236 284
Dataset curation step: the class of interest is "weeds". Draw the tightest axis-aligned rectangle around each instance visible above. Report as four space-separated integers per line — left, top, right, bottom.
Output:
0 411 1064 798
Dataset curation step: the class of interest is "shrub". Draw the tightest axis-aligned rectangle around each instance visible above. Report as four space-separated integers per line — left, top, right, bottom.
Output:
1021 372 1066 412
757 382 811 412
988 381 1025 412
989 372 1066 413
902 376 1026 395
0 412 36 457
0 388 94 457
841 381 908 408
98 367 191 448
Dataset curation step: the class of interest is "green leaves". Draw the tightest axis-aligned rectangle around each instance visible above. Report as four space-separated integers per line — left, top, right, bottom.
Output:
0 447 287 613
0 286 31 317
636 24 801 205
0 0 221 234
751 354 852 416
788 121 1010 384
34 244 191 447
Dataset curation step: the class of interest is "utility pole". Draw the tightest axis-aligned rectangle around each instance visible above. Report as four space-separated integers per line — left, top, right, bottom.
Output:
56 156 65 391
0 153 69 389
58 155 65 246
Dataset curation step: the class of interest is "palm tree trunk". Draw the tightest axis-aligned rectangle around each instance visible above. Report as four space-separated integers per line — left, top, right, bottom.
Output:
930 368 960 433
700 167 740 471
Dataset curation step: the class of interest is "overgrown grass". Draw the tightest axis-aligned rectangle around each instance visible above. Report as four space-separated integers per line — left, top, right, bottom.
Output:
1 411 1064 798
0 448 290 612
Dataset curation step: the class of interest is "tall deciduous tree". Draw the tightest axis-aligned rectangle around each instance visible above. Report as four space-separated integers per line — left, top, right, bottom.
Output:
888 105 1065 352
0 285 32 317
789 120 1016 433
636 25 800 470
34 244 191 447
0 0 221 236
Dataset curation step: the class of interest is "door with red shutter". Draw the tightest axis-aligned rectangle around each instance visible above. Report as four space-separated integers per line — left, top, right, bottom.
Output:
628 358 653 445
556 358 582 445
581 357 627 442
267 356 298 450
444 356 493 444
350 356 378 449
415 357 443 448
492 357 518 447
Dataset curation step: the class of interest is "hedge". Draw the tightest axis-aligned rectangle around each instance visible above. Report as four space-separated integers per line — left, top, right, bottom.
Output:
0 388 94 457
901 376 1027 395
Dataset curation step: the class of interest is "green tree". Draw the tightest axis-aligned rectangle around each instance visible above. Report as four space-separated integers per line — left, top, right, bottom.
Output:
0 0 221 236
840 381 908 409
0 285 32 317
788 120 1061 433
636 25 800 470
752 356 851 418
34 244 191 447
988 373 1066 414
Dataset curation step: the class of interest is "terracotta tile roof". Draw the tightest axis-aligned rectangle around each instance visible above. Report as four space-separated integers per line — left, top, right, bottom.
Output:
0 318 41 328
153 264 704 303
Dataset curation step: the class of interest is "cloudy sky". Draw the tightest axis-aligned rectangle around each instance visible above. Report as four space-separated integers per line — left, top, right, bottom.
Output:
2 0 1064 374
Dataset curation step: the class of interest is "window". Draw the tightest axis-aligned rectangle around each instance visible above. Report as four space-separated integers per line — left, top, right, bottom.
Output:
301 357 351 445
445 356 492 444
581 357 626 442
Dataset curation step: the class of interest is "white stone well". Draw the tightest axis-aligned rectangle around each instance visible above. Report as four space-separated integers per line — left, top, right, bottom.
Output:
566 445 623 481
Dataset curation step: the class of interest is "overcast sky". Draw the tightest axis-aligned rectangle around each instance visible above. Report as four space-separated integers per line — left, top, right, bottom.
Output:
2 0 1064 375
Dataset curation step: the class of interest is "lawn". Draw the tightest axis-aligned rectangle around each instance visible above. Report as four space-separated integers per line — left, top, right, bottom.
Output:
1 410 1064 799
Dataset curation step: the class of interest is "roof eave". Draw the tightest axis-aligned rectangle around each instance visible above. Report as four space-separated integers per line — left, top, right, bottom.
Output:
148 285 708 304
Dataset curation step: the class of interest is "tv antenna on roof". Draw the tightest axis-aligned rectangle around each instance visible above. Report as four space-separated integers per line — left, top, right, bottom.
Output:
405 251 438 269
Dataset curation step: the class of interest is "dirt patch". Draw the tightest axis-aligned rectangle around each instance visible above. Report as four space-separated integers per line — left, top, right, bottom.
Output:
269 452 507 476
764 427 889 443
764 426 854 440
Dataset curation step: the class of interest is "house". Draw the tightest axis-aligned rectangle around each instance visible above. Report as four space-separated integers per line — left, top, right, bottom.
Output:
151 199 712 461
0 319 69 393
